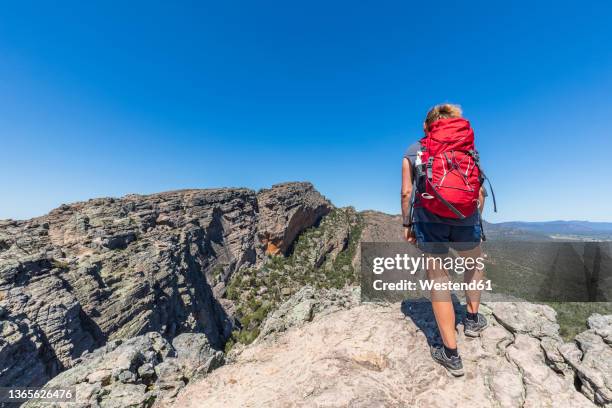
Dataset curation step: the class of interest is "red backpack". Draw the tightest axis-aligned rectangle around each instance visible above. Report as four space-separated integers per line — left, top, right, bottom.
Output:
414 118 497 219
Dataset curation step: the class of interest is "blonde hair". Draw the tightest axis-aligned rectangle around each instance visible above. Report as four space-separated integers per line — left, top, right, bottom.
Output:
424 104 463 130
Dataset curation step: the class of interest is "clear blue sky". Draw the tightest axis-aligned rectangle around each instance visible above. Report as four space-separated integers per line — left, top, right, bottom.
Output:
1 1 611 222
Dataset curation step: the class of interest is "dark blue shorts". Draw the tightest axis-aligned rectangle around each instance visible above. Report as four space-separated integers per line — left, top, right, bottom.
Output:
413 222 482 254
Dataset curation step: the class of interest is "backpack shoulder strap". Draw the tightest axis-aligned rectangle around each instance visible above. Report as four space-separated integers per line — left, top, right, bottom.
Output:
468 150 498 213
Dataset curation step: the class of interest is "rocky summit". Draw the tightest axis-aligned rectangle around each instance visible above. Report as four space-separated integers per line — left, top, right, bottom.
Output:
175 289 609 408
1 182 611 407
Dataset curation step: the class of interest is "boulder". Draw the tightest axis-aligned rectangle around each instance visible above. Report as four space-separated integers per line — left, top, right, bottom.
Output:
23 332 223 408
560 313 612 406
172 333 224 378
258 285 360 340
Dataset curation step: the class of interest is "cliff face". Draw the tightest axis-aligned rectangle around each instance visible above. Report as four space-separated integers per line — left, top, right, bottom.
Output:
0 182 331 386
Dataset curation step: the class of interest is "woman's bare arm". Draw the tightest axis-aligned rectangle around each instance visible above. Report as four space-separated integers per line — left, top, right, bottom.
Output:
401 158 415 242
478 186 486 213
401 158 413 222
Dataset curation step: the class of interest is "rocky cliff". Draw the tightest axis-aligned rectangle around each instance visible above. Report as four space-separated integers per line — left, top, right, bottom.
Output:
1 183 611 407
0 182 331 388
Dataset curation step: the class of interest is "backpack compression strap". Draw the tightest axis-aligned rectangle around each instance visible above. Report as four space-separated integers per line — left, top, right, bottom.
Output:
426 158 467 219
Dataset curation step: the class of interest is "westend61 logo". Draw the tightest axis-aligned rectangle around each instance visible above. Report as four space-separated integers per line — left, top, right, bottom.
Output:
360 241 612 303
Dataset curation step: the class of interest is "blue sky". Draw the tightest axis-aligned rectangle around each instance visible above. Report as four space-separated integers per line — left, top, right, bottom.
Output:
1 1 611 222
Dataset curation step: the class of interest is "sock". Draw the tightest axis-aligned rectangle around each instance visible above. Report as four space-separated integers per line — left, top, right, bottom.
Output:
443 345 458 359
466 311 478 321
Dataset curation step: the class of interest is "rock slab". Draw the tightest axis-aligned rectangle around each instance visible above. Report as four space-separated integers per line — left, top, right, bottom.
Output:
176 296 599 408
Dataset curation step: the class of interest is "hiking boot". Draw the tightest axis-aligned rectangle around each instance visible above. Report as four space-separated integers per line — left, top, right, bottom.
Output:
464 313 488 337
430 345 464 377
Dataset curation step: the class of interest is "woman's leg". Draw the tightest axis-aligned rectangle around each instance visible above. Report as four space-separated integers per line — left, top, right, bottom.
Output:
458 245 484 314
427 257 456 348
452 224 485 314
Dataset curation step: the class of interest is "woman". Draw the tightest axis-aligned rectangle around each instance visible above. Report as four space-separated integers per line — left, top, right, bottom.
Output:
401 104 489 377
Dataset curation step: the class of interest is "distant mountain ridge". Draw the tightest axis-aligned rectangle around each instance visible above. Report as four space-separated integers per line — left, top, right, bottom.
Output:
492 220 612 239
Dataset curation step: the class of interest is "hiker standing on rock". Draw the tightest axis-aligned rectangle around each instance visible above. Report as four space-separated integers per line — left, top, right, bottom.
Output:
401 104 497 376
